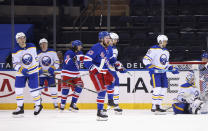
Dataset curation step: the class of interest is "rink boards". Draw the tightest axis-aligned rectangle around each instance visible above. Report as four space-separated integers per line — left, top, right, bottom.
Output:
0 70 190 109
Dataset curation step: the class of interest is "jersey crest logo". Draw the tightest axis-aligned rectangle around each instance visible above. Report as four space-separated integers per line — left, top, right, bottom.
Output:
22 53 33 65
41 56 52 66
160 54 168 65
88 50 94 55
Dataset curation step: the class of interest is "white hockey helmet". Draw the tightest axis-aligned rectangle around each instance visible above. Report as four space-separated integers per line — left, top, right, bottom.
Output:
16 32 26 40
157 35 168 43
39 38 48 44
110 32 119 40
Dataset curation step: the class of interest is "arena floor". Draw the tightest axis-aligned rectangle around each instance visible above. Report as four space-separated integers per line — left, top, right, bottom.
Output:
0 109 207 131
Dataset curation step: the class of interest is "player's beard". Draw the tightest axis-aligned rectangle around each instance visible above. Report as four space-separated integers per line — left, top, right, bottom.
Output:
103 41 109 47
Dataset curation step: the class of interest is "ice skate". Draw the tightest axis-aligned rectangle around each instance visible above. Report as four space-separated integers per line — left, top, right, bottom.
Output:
154 105 166 115
34 104 43 115
114 106 123 115
107 99 118 110
97 109 108 121
53 103 59 110
12 106 24 117
69 103 79 112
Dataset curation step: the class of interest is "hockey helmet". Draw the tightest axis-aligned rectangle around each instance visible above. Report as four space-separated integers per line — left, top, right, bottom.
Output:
39 38 48 44
157 35 168 43
110 32 119 40
201 52 208 59
16 32 26 40
186 71 195 84
72 40 83 47
98 31 110 40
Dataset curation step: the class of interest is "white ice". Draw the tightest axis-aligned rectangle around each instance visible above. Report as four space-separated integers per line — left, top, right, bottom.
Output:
0 109 208 131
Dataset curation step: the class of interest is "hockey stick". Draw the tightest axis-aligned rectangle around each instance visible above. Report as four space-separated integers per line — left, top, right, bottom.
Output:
42 73 97 94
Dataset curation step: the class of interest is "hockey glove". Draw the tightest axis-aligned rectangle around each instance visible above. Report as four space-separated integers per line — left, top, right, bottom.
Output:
48 67 55 75
89 65 99 74
19 67 28 76
168 66 179 74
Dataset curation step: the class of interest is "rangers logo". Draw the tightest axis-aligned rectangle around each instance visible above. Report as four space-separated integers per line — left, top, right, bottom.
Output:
41 56 52 66
160 54 168 65
22 53 33 65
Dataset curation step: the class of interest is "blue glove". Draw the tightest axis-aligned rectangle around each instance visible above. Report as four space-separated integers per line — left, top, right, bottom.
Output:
21 68 28 76
48 67 55 75
168 66 179 74
119 68 127 73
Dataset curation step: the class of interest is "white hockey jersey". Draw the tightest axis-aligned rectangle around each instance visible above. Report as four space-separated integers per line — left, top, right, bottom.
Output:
143 45 170 70
176 82 200 103
12 43 39 76
37 48 60 77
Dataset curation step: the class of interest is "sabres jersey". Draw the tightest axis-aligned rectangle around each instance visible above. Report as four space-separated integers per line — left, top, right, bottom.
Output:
143 45 170 70
61 50 84 77
37 48 60 77
84 43 110 72
12 43 39 76
177 82 200 102
107 45 118 71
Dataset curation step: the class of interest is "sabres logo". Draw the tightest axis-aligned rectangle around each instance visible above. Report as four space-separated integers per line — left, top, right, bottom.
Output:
160 54 168 65
41 56 52 66
22 53 33 65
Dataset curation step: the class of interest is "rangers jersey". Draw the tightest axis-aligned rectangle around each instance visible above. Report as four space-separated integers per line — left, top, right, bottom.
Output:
12 43 39 76
143 45 170 70
84 43 109 72
61 50 84 77
37 48 60 76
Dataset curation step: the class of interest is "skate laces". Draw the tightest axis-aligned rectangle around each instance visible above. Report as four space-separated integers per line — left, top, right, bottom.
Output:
15 107 21 111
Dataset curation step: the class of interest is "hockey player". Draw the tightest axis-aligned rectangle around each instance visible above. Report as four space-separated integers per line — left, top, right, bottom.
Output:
106 32 127 114
12 32 42 116
60 40 84 112
37 38 60 109
84 31 114 121
172 72 204 114
143 35 179 113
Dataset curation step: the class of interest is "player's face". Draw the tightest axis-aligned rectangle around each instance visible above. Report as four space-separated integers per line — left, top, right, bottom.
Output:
40 42 48 51
159 40 168 48
17 36 26 48
202 58 208 62
103 36 111 47
77 45 82 51
112 39 118 46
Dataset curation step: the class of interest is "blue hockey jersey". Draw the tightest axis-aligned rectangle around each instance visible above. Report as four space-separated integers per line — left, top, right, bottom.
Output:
61 50 84 77
84 43 110 72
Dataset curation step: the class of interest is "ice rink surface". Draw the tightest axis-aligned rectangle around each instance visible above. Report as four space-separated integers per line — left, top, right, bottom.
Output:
0 109 208 131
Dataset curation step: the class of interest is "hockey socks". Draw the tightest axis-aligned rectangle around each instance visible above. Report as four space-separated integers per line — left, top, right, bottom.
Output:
107 84 114 100
15 88 24 107
61 88 69 109
71 86 83 104
49 86 58 107
97 91 106 110
30 88 41 106
113 86 120 105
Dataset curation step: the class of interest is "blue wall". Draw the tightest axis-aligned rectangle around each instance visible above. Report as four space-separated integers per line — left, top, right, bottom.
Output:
0 24 34 64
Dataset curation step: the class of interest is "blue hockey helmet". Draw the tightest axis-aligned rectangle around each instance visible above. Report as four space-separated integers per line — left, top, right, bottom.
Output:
202 52 208 59
98 31 110 40
72 40 83 47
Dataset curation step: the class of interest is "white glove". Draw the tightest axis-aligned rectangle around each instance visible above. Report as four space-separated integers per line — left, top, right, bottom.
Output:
205 62 208 69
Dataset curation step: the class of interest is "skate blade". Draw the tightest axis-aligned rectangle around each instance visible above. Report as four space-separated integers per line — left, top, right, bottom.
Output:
154 112 166 115
115 111 122 115
12 114 24 118
69 108 78 113
96 117 108 121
